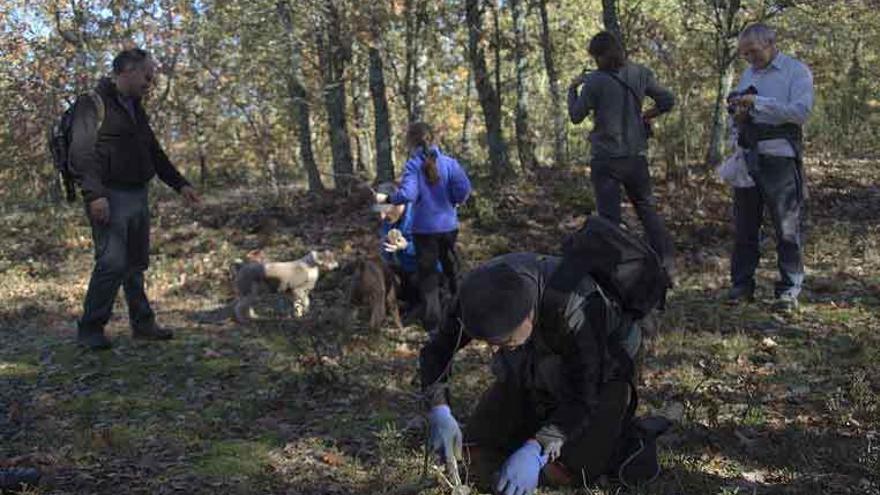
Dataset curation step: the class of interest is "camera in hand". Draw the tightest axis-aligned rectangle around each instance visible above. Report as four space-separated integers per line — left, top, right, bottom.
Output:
726 85 758 115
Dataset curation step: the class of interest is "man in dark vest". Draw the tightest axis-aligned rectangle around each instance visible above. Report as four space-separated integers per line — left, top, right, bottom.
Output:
420 253 663 494
726 23 814 312
69 48 200 350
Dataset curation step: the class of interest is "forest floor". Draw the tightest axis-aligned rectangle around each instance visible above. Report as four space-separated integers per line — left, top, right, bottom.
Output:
1 157 878 495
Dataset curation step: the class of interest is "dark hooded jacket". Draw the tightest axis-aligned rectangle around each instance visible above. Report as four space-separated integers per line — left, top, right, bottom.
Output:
419 252 635 448
68 77 189 203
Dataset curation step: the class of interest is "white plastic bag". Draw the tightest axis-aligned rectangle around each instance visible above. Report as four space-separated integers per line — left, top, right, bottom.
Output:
716 148 755 188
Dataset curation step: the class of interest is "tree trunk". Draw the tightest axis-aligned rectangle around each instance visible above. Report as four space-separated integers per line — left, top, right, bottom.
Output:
315 1 354 191
403 0 428 124
460 65 473 159
705 0 743 166
277 0 324 192
667 87 692 183
195 117 208 186
706 66 734 165
536 0 567 167
368 41 395 183
489 0 502 103
466 0 512 179
510 0 538 171
602 0 624 50
351 53 370 174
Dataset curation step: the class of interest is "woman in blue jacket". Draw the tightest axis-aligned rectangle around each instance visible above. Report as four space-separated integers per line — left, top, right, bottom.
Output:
376 122 472 333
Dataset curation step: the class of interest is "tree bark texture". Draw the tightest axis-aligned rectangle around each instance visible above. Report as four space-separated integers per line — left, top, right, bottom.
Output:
705 0 742 165
510 0 538 171
351 53 370 174
466 0 512 178
537 0 567 167
602 0 625 51
315 0 354 191
368 40 395 183
277 0 324 192
403 0 429 124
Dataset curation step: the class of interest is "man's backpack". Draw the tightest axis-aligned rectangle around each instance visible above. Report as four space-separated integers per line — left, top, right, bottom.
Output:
47 91 104 202
549 215 670 319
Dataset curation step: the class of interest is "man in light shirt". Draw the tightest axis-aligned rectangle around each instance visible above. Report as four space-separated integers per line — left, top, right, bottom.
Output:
726 23 814 312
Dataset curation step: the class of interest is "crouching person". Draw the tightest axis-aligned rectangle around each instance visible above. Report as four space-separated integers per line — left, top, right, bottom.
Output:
375 182 421 315
420 252 667 493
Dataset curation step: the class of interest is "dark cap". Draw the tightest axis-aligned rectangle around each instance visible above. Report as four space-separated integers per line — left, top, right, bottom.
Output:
459 262 536 340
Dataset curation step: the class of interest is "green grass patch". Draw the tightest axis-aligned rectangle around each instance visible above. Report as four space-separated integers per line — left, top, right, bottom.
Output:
193 439 273 478
0 360 39 378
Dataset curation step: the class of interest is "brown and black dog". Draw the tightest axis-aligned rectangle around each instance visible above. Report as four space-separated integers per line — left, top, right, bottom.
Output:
348 258 403 331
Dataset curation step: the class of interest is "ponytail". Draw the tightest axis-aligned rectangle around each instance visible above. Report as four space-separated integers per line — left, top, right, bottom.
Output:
406 122 440 185
424 149 439 185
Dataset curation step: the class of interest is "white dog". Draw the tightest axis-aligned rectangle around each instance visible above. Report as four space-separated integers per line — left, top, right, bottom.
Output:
232 250 339 322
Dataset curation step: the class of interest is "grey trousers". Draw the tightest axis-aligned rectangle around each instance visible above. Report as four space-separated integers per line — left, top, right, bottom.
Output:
590 156 674 264
731 154 804 298
78 186 154 335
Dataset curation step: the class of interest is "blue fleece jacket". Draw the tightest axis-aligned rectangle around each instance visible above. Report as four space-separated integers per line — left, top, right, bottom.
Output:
388 146 471 234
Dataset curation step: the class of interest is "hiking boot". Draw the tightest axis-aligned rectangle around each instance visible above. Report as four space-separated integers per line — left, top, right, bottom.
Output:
725 284 755 305
605 416 672 488
772 294 798 314
0 467 41 491
615 436 661 487
612 416 670 488
132 322 174 341
77 330 112 351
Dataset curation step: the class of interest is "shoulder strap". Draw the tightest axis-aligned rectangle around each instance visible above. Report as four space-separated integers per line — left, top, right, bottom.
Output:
605 70 642 108
87 90 105 132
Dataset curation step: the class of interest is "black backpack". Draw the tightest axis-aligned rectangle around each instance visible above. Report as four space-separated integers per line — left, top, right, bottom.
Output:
47 91 104 202
546 217 672 487
549 215 670 319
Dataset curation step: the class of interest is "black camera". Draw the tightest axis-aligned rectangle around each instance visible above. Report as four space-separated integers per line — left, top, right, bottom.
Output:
726 85 758 115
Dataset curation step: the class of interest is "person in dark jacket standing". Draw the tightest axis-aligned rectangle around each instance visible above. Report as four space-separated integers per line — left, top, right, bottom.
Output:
420 253 658 494
68 48 200 350
568 32 676 275
375 122 471 333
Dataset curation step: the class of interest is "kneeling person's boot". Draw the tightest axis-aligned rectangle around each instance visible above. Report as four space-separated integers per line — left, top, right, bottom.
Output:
133 321 174 341
608 416 671 488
